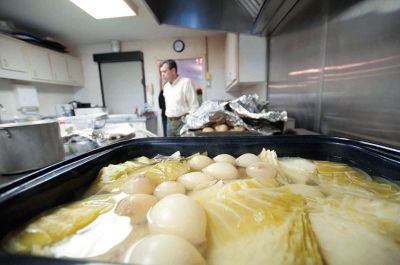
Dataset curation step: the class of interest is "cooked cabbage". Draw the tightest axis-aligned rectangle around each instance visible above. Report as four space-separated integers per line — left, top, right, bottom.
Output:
3 194 115 254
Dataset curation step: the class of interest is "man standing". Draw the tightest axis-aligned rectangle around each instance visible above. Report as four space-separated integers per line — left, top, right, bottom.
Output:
160 59 199 136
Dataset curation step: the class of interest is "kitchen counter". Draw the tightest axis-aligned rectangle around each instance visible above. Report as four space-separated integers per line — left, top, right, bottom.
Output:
0 128 318 190
0 131 137 190
107 114 158 135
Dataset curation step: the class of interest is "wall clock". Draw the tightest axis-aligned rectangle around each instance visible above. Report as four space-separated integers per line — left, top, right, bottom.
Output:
173 40 185 53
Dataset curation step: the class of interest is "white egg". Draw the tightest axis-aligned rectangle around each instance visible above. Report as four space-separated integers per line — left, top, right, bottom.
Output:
115 194 158 224
148 194 207 245
188 155 214 171
154 181 186 199
246 162 277 179
235 153 261 167
125 234 206 265
213 154 236 165
178 172 216 190
202 162 239 180
120 176 155 194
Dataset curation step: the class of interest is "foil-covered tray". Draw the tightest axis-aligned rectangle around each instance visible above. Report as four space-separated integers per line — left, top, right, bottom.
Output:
182 94 287 135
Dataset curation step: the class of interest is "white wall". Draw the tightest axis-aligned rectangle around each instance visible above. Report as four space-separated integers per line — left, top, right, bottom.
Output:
207 34 235 101
72 43 109 106
0 78 75 119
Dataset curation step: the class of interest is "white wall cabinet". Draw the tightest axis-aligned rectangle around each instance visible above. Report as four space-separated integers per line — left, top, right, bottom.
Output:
0 33 84 86
28 46 53 81
225 33 267 91
49 52 69 82
66 56 84 85
0 35 30 80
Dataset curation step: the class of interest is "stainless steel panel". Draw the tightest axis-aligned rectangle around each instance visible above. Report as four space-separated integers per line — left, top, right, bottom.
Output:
0 120 64 174
268 0 400 147
321 0 400 147
144 0 254 34
143 0 299 36
268 0 326 130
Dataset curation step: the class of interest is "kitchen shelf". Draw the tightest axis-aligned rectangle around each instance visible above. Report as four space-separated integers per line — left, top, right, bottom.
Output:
0 33 84 86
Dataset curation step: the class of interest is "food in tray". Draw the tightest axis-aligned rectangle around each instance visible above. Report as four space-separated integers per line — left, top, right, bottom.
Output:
3 150 400 265
214 124 228 132
199 124 247 133
202 127 214 132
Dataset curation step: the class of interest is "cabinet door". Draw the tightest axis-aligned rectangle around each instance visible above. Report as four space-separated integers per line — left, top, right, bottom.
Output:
239 35 266 83
0 37 27 73
66 56 84 85
225 33 239 88
28 47 53 81
49 53 69 82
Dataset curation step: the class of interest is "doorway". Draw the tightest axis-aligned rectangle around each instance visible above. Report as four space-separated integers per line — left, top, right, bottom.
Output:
93 51 146 114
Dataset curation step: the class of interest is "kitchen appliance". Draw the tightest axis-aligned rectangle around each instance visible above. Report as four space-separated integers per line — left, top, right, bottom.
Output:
0 120 65 174
73 107 107 116
68 101 91 109
55 104 74 117
0 135 398 264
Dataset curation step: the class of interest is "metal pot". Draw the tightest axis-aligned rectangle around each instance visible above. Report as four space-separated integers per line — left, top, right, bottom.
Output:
0 120 65 175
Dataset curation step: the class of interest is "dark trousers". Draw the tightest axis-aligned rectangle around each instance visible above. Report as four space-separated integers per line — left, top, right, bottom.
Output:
162 117 167 136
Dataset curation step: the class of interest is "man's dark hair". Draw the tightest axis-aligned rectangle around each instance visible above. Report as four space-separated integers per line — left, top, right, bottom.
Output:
161 59 178 72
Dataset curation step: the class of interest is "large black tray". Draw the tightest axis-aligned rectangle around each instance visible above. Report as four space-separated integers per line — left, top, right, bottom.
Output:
0 135 399 264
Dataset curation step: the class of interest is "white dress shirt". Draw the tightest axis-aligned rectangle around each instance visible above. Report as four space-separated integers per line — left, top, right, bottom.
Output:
163 76 199 118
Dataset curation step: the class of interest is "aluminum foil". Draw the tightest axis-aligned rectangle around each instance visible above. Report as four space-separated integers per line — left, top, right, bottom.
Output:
229 94 287 122
184 100 225 130
180 94 287 135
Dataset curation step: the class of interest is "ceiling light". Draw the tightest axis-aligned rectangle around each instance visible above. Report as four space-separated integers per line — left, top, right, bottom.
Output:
70 0 137 19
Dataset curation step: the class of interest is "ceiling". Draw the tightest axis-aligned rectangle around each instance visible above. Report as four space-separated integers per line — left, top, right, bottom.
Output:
0 0 222 47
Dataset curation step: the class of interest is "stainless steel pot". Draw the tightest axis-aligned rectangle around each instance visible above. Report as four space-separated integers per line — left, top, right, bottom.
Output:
0 120 65 174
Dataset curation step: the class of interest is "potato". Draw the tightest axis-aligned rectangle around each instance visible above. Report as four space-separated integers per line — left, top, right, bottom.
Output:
213 154 236 165
188 155 214 171
154 181 186 199
178 172 216 190
121 176 156 194
202 162 239 180
202 127 214 132
148 194 207 245
125 234 206 265
246 162 276 179
115 194 158 224
236 153 260 167
214 124 228 132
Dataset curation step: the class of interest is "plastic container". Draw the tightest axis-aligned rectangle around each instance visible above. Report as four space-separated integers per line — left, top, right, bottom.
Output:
106 114 143 123
58 114 108 136
0 135 399 264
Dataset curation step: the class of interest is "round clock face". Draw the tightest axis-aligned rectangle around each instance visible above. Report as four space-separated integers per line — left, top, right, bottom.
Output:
173 40 185 53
